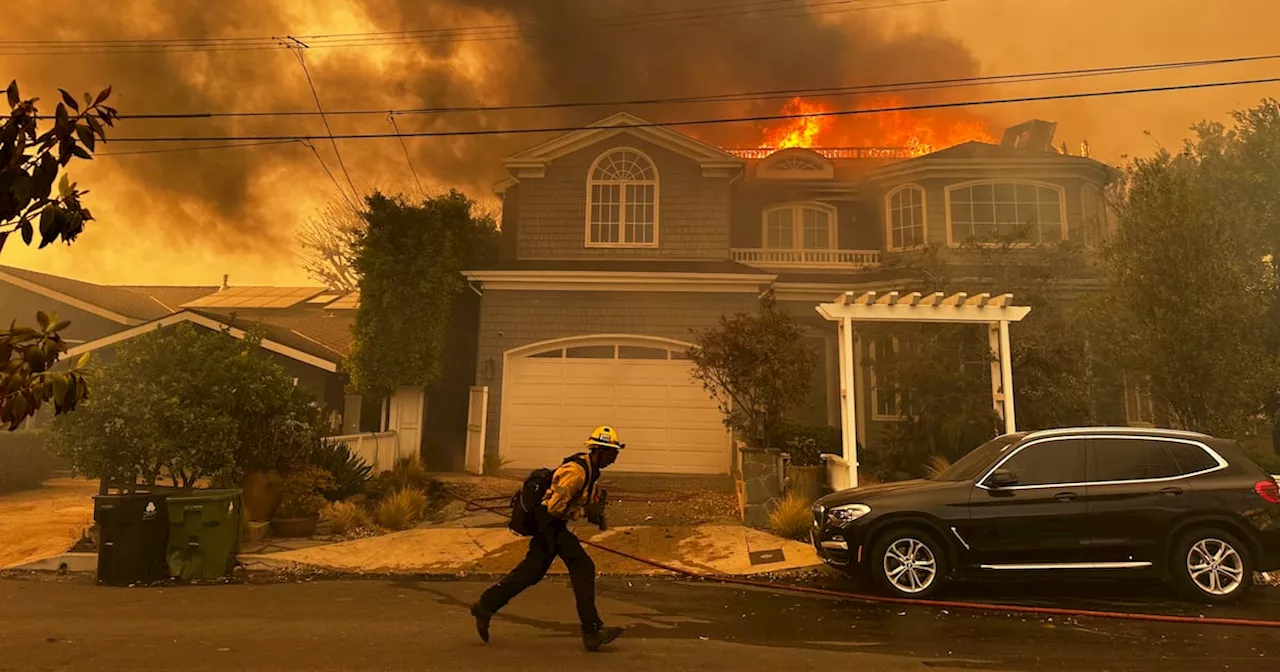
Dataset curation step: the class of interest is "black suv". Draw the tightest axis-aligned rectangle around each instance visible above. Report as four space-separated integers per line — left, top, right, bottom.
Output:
811 427 1280 602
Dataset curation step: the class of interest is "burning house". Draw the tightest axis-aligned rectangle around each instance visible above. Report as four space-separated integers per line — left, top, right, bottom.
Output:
463 104 1121 476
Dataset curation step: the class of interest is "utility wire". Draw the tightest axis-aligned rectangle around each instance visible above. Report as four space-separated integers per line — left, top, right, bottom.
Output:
67 53 1280 121
289 45 361 202
95 139 298 156
0 0 944 55
388 113 426 200
300 140 360 213
100 75 1280 144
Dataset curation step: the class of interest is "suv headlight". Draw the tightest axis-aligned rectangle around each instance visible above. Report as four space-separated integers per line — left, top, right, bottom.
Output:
827 503 871 525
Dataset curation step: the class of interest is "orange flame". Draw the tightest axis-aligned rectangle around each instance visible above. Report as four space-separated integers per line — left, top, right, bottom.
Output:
758 95 995 157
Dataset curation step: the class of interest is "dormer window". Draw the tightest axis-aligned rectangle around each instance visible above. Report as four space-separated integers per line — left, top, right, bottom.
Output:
756 148 835 180
763 202 836 250
586 148 658 247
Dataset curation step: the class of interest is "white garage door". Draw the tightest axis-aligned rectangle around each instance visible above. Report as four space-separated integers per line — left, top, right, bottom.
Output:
501 340 731 474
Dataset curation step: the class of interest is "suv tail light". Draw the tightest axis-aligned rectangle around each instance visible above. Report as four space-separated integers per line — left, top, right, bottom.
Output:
1255 479 1280 504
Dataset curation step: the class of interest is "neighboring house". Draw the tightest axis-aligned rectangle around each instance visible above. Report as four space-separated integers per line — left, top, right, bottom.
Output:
0 268 381 437
464 113 1127 475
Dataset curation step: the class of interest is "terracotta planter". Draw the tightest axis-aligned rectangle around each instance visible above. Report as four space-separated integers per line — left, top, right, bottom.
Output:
270 514 319 538
786 465 825 505
241 470 282 523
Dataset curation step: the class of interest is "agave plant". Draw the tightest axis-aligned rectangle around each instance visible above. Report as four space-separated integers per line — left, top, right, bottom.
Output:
310 440 373 501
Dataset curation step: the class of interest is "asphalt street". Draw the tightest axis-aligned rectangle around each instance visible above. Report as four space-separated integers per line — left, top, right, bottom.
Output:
1 574 1278 671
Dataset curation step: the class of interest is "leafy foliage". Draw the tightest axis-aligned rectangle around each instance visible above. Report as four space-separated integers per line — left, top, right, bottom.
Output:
0 430 62 493
1095 102 1280 437
1 80 118 431
689 294 818 449
778 419 840 467
275 466 336 519
347 190 499 398
1 311 90 430
310 440 373 501
50 323 320 489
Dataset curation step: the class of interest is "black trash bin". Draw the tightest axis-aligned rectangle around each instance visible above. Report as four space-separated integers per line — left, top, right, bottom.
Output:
94 493 170 586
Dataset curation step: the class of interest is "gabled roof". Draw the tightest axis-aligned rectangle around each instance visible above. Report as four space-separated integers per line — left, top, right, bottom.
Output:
503 112 744 180
0 265 217 324
64 310 349 373
870 141 1118 181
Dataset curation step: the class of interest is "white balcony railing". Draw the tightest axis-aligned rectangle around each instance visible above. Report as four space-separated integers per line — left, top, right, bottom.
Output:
731 248 881 270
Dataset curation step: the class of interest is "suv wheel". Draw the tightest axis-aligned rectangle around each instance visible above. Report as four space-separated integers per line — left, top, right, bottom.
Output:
870 527 947 598
1170 528 1254 603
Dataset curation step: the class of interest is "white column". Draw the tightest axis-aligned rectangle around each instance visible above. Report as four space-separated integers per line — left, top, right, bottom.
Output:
988 323 1003 419
837 317 859 488
998 320 1016 434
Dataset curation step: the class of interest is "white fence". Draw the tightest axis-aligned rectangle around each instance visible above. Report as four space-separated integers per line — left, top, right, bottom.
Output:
821 453 854 492
325 431 407 474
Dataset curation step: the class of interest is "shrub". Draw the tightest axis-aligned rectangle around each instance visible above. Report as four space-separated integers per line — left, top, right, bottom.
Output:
483 452 510 476
325 500 373 536
923 455 953 479
275 466 336 519
311 440 373 501
768 492 812 540
778 420 842 467
375 487 428 531
0 431 61 493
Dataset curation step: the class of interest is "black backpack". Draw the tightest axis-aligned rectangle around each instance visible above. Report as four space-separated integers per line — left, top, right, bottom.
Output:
508 456 591 536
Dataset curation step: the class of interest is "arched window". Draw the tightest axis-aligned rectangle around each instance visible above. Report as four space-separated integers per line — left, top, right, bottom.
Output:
947 181 1066 245
762 202 835 250
886 185 926 250
586 148 658 247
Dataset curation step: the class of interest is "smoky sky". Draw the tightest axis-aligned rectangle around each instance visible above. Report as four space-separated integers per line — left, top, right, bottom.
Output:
1 0 983 258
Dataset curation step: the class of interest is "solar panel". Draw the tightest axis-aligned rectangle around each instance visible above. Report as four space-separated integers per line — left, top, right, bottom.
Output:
308 293 343 305
324 292 360 310
182 287 325 309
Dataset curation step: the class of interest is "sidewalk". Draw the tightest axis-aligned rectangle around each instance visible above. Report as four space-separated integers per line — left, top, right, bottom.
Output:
0 478 97 570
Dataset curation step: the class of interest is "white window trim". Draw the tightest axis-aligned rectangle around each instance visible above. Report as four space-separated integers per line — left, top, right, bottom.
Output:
761 201 838 251
584 146 660 249
883 184 928 251
868 335 905 422
1080 183 1107 247
943 179 1068 247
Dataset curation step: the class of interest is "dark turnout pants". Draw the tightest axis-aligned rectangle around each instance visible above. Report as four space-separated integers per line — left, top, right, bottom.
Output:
479 515 603 633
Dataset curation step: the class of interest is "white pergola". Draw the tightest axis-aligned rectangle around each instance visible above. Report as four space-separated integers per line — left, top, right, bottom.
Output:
816 291 1031 489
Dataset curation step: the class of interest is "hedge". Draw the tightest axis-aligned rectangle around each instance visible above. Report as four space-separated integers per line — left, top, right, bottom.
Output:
0 430 63 494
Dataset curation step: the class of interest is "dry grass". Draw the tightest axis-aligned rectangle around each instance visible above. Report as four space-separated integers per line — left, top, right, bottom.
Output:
768 492 813 540
924 455 953 479
375 487 428 531
325 500 373 536
389 456 428 490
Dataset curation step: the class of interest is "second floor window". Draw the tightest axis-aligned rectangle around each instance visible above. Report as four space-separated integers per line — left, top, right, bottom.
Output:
587 148 658 247
763 203 835 250
887 185 925 250
948 181 1065 245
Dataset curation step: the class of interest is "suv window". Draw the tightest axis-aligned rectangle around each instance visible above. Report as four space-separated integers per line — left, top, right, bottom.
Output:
989 438 1086 487
1089 437 1214 482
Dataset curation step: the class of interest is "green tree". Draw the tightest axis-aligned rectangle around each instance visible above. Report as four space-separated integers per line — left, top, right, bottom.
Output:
50 323 320 490
347 190 498 398
1 80 119 430
1097 104 1280 437
688 294 819 450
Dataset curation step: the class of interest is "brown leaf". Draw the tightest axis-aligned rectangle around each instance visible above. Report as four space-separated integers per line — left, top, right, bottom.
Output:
94 86 112 106
5 80 17 109
58 89 79 112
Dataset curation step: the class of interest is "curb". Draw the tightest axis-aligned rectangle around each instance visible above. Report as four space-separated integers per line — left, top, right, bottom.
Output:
11 552 97 573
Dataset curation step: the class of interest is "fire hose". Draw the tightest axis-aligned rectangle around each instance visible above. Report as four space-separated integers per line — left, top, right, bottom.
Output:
443 487 1280 630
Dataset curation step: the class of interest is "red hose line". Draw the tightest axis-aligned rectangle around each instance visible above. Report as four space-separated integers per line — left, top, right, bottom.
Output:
446 487 1280 629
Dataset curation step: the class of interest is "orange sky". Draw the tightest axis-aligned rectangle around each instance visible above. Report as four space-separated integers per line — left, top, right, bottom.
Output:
2 0 1277 286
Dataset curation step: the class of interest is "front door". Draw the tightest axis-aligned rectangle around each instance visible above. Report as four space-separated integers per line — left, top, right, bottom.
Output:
962 437 1091 567
1082 435 1214 568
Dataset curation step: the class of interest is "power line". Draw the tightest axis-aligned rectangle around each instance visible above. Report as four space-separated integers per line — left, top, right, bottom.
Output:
95 139 298 156
288 45 361 200
100 75 1280 144
0 0 944 55
71 53 1280 121
388 114 426 200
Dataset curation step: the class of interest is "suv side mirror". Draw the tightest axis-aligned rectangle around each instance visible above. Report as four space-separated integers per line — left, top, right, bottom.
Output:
987 469 1019 488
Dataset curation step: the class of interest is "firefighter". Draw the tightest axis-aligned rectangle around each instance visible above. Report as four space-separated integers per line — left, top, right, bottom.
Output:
471 426 626 652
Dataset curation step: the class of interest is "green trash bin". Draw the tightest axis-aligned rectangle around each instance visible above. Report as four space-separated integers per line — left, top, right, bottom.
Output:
165 489 243 581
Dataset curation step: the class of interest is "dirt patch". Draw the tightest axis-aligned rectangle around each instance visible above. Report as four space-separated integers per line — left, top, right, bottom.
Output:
0 478 98 570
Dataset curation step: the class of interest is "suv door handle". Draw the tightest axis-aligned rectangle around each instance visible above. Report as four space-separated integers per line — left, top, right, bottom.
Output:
1160 487 1184 496
1055 492 1078 502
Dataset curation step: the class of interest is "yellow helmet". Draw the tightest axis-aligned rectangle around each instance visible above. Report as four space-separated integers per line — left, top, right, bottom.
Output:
586 425 624 450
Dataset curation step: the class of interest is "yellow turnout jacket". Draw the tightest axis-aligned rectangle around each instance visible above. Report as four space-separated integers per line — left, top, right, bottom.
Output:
541 452 601 521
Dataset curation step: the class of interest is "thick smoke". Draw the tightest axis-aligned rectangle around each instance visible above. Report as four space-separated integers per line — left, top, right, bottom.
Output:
1 0 984 260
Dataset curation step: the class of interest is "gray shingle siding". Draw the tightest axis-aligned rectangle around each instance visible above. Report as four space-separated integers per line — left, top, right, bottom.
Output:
514 134 732 260
474 289 758 457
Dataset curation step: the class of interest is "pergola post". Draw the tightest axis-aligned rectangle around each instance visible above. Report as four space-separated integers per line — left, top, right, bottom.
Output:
998 319 1016 434
837 317 859 489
